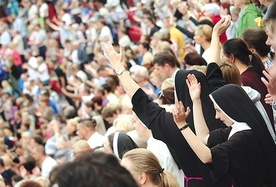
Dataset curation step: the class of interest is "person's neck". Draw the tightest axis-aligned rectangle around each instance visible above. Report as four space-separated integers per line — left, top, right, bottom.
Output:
85 131 95 140
235 61 249 74
201 42 210 51
38 155 47 165
168 67 179 78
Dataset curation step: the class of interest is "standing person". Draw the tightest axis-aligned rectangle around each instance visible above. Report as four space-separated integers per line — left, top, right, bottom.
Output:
233 0 262 37
101 43 229 187
222 38 274 125
173 74 276 187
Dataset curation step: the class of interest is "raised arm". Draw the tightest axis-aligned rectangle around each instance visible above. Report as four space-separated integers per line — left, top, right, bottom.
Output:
173 87 212 163
186 74 210 144
208 15 231 64
101 42 140 99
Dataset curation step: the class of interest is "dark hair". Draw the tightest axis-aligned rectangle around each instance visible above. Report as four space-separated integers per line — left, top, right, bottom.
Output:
184 52 207 66
161 47 181 68
222 38 265 77
101 83 113 93
139 42 150 50
0 158 4 167
32 135 44 145
158 87 175 104
78 118 97 130
20 181 42 187
64 106 77 120
49 152 138 187
241 28 271 58
92 96 103 106
97 65 108 73
153 51 178 68
11 175 23 183
85 101 95 111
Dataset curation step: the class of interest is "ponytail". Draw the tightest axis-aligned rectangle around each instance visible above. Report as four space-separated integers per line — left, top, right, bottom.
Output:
249 52 265 78
160 170 180 187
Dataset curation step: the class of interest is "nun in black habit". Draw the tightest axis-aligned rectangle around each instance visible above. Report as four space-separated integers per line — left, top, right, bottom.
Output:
101 42 229 187
173 74 276 187
105 132 138 159
132 70 230 187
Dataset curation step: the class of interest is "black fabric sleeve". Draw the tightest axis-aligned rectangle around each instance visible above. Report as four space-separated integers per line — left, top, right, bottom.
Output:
190 16 199 26
132 88 182 148
207 127 231 148
206 63 226 91
176 25 195 39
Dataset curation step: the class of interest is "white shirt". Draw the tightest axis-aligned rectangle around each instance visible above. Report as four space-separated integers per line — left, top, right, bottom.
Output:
99 26 113 43
39 3 49 18
28 57 40 80
147 136 185 187
38 63 50 82
41 156 57 178
87 132 106 148
0 31 11 46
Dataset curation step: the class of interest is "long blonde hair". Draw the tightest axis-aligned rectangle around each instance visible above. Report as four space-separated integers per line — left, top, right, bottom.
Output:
123 148 179 187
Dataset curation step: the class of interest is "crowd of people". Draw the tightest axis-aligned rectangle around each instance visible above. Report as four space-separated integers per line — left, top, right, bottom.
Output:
0 0 276 186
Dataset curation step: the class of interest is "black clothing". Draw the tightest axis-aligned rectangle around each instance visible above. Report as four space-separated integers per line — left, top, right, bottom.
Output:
210 84 276 186
132 70 229 187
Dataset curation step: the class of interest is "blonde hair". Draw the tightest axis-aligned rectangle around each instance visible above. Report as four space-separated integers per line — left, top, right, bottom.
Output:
34 177 50 187
113 114 135 133
219 60 242 85
196 25 213 42
123 148 179 187
72 140 90 153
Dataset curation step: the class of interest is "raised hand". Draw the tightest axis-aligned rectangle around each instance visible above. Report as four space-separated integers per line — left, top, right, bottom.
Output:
213 15 231 37
101 42 125 71
186 74 201 102
173 97 191 127
262 65 276 102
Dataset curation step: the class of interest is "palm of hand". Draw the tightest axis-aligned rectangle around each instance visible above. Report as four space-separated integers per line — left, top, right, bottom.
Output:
101 42 121 66
186 74 201 101
189 84 201 101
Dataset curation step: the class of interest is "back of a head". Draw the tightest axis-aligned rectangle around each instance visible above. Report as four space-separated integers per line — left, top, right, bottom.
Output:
113 114 135 133
223 38 264 77
108 132 138 159
19 180 42 187
122 148 179 187
205 3 220 16
241 28 271 58
219 61 242 85
184 52 207 67
49 152 138 187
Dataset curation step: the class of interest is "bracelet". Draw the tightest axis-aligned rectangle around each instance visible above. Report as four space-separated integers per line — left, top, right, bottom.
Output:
179 123 189 131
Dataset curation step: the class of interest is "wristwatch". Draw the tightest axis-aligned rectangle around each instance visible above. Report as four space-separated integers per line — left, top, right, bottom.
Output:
116 69 127 76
